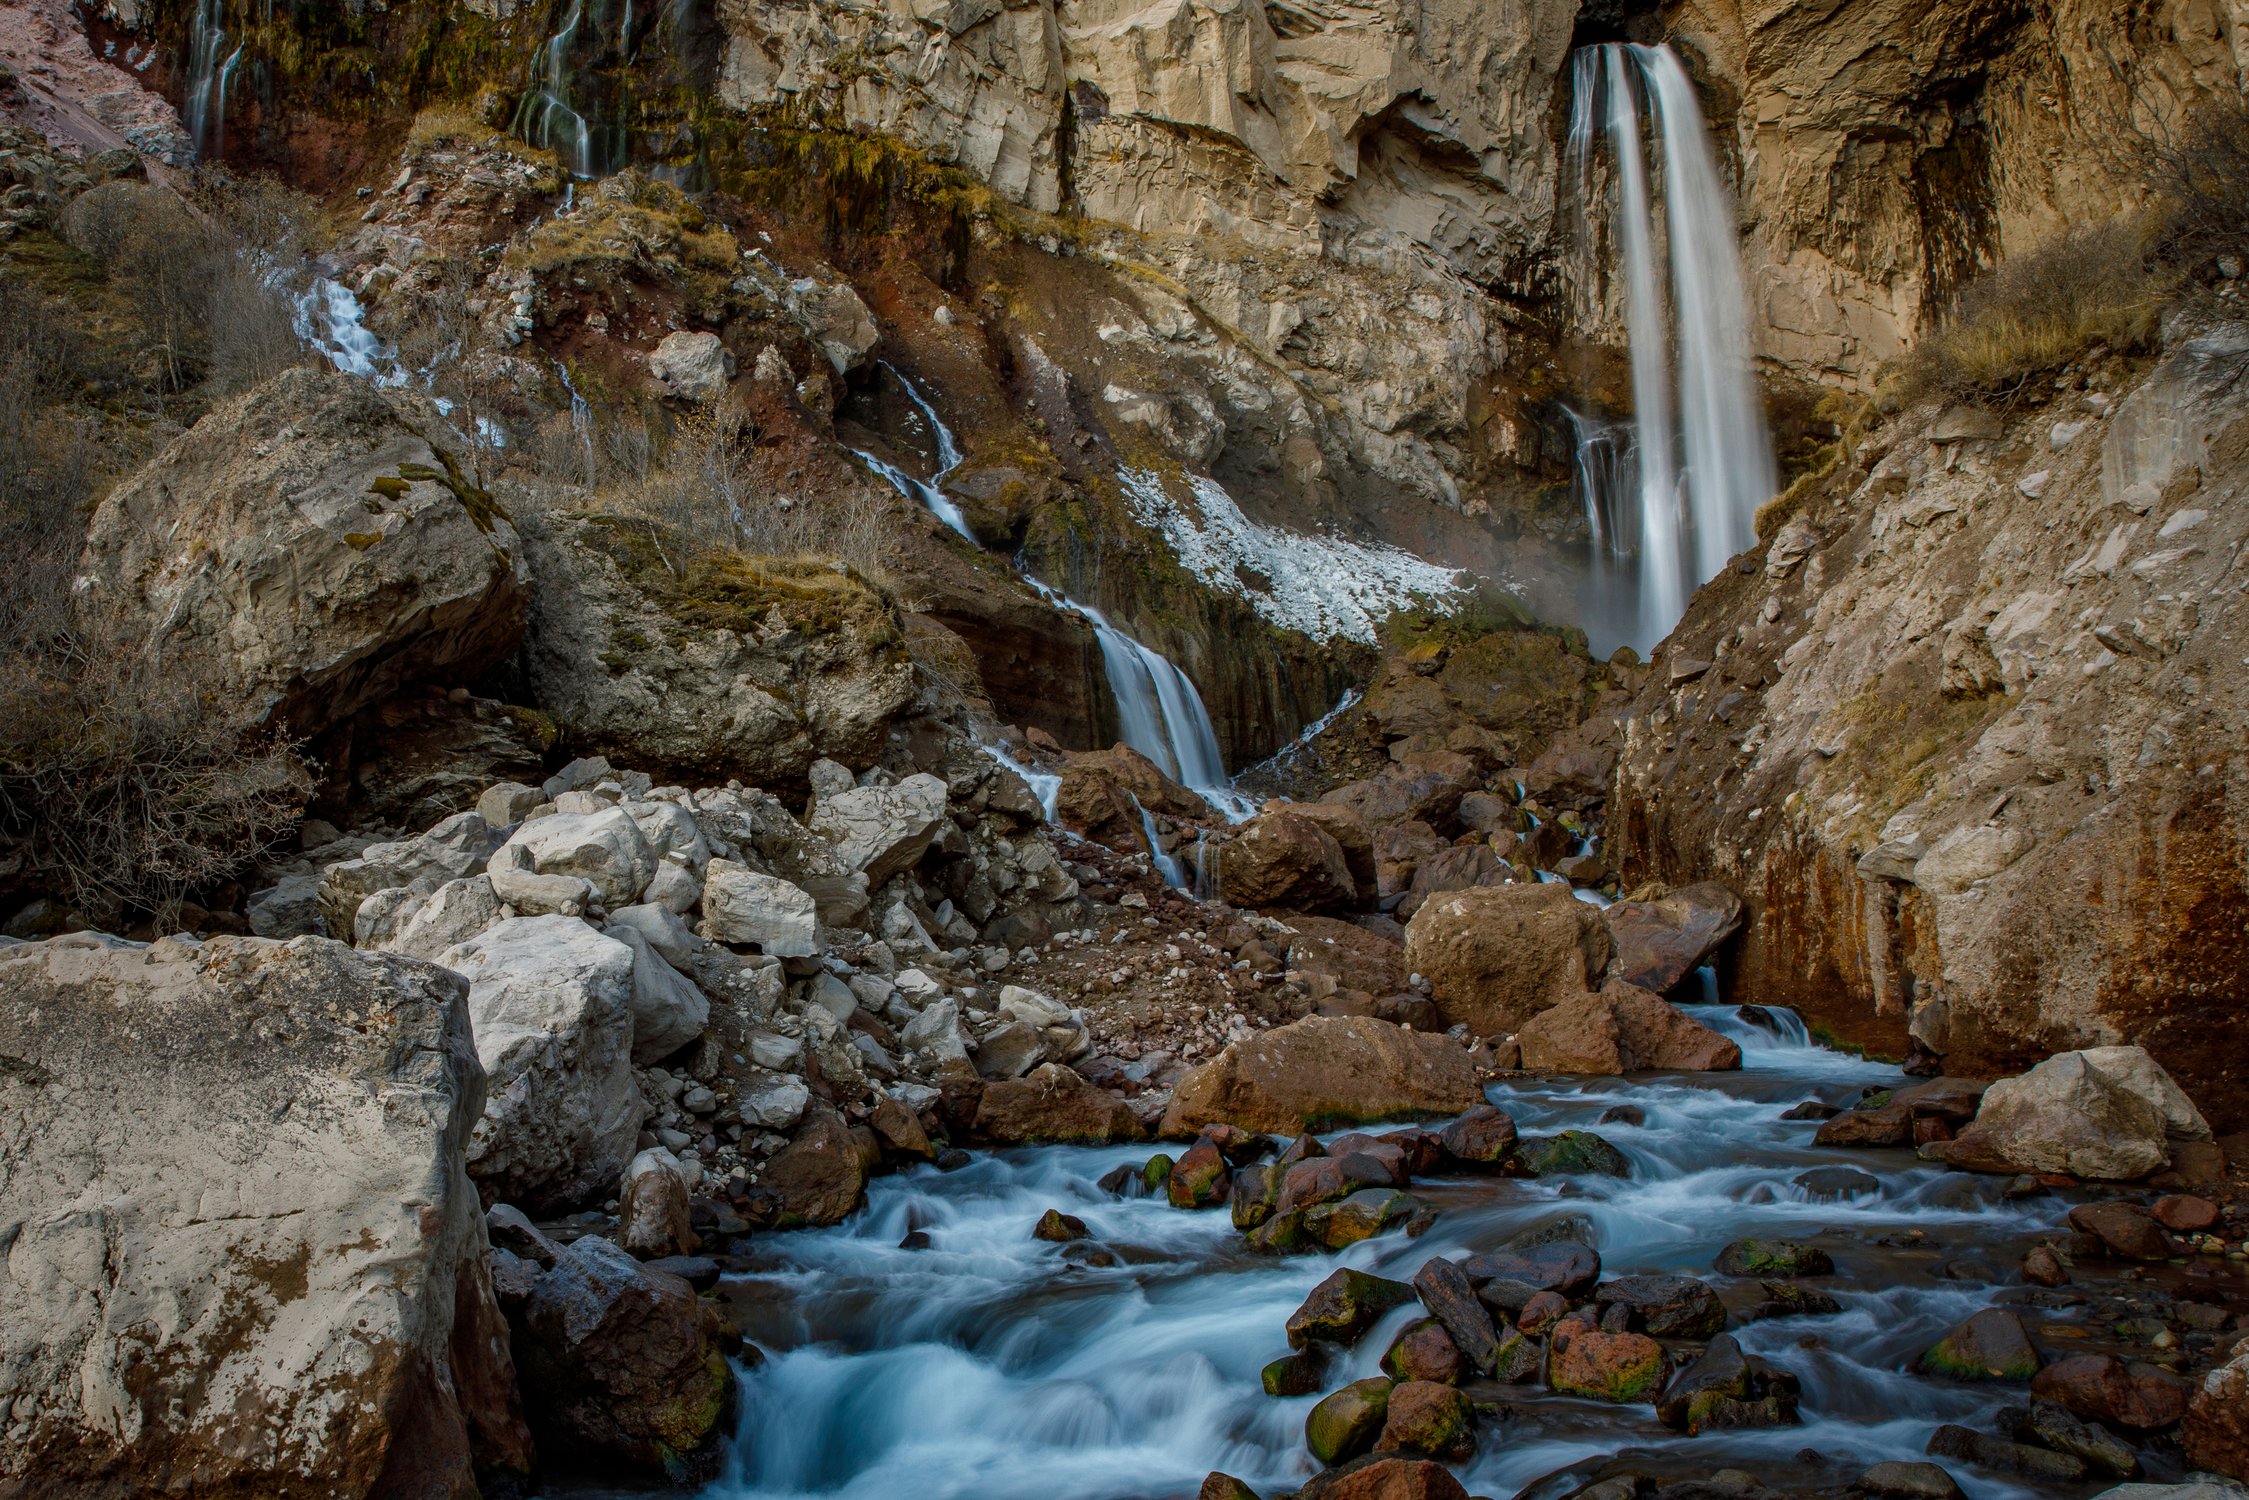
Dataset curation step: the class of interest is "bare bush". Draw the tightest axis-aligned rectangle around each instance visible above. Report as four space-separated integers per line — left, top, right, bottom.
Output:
2136 96 2249 269
0 589 308 928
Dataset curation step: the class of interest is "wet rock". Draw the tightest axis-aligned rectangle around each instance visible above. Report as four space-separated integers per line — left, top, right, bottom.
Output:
2022 1246 2071 1286
1406 884 1614 1036
1599 1103 1647 1126
1713 1239 1833 1277
762 1111 870 1227
1595 1275 1727 1339
1306 1187 1421 1248
2152 1194 2220 1232
2067 1202 2175 1261
513 1234 734 1475
1925 1423 2086 1482
1263 1344 1336 1396
0 932 530 1496
620 1149 698 1259
1939 1047 2209 1181
1413 1257 1503 1375
1656 1335 1801 1434
975 1063 1145 1143
1518 983 1742 1073
1297 1455 1473 1500
1601 882 1745 993
1815 1077 1987 1148
1278 1153 1397 1214
1517 1289 1570 1334
1751 1281 1842 1319
1232 1162 1287 1229
1918 1308 2041 1382
1853 1462 1965 1500
1160 1015 1481 1136
1377 1380 1474 1459
2031 1354 2192 1431
1218 808 1360 913
1287 1268 1417 1349
1517 1129 1632 1178
2011 1398 2140 1478
1169 1134 1235 1208
1199 1474 1264 1500
1306 1376 1394 1464
1033 1208 1090 1242
1461 1242 1602 1297
1792 1166 1879 1199
1383 1319 1466 1385
1549 1319 1669 1402
2183 1337 2249 1480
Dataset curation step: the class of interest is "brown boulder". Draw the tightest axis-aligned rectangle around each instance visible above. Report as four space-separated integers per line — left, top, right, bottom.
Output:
762 1111 873 1227
1405 883 1612 1037
1437 1103 1519 1166
2153 1194 2220 1232
1517 982 1742 1074
2030 1354 2192 1431
1160 1015 1483 1136
2065 1202 2174 1261
1382 1320 1466 1384
2184 1339 2249 1481
1299 1456 1473 1500
1375 1380 1474 1459
1216 809 1358 913
1279 915 1408 997
1548 1319 1668 1401
975 1063 1145 1144
1289 801 1378 897
1404 844 1503 915
1056 745 1213 853
1601 882 1744 994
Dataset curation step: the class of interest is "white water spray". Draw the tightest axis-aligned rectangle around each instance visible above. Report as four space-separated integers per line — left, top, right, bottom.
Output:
183 0 243 161
292 277 406 387
1567 43 1777 653
516 0 597 177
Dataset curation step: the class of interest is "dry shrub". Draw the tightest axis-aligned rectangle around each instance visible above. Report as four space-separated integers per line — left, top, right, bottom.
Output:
2137 95 2249 271
1885 221 2170 408
0 573 308 928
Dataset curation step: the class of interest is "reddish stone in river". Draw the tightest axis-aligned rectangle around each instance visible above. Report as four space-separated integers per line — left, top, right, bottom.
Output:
2153 1194 2220 1232
2030 1354 2193 1431
2067 1201 2174 1261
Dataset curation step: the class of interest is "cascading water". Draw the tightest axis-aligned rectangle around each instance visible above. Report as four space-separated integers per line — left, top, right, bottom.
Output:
1566 43 1778 654
700 1008 2086 1500
851 370 1254 822
292 277 405 387
515 0 598 177
182 0 243 161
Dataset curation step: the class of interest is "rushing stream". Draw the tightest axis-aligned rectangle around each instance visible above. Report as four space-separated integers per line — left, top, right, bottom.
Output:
678 1007 2086 1500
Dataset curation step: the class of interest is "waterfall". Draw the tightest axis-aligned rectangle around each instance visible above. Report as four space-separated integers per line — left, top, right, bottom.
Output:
1128 793 1190 889
1567 42 1777 653
853 369 1253 822
515 0 597 177
554 359 597 492
183 0 242 160
292 277 405 387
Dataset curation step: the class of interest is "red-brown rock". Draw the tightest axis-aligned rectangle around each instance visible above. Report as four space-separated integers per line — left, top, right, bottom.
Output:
1160 1016 1482 1136
1516 982 1742 1073
2153 1194 2220 1232
1601 882 1745 993
2030 1354 2193 1431
2066 1201 2174 1261
1299 1455 1473 1500
1403 881 1613 1037
1215 809 1359 913
2184 1340 2249 1481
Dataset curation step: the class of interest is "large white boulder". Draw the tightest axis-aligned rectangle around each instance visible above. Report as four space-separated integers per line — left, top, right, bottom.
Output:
808 773 949 885
492 807 658 908
318 810 497 936
649 329 736 402
1944 1046 2212 1181
0 932 529 1494
357 874 506 962
700 860 818 956
441 916 643 1212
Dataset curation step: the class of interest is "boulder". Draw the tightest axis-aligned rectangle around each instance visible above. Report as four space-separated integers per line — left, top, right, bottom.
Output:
1856 1464 1966 1500
1549 1320 1668 1402
1594 1274 1726 1339
493 807 658 908
1601 882 1744 993
361 874 507 963
650 329 736 401
1815 1077 1989 1148
1376 1380 1473 1459
320 810 499 935
605 923 710 1063
441 916 644 1213
511 1234 733 1474
1925 1423 2086 1482
1054 745 1215 852
1918 1308 2041 1381
808 773 949 884
1656 1333 1802 1434
1160 1015 1482 1136
0 932 530 1497
1404 883 1613 1036
1462 1242 1601 1297
246 873 322 938
737 1071 811 1130
619 1149 698 1259
1287 1268 1417 1349
700 861 819 957
609 902 700 970
2066 1202 2175 1261
1516 1129 1632 1177
2031 1354 2192 1431
1940 1047 2211 1181
1298 1456 1473 1500
2184 1338 2249 1480
1412 1257 1503 1375
78 366 528 739
1516 983 1742 1073
1437 1104 1519 1166
1306 1377 1393 1464
975 1063 1145 1143
1215 808 1359 913
1713 1239 1834 1277
1305 1187 1422 1248
1383 1320 1467 1384
761 1111 872 1226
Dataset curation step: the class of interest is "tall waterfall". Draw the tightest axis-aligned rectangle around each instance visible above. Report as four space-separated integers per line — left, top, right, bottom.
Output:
851 371 1253 823
515 0 598 177
183 0 243 160
1566 43 1776 653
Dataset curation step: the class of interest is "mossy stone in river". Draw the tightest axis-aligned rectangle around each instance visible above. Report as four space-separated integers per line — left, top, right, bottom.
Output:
1918 1308 2041 1382
1246 1207 1310 1255
1198 1474 1263 1500
1263 1345 1334 1397
1141 1153 1175 1193
1306 1376 1393 1464
1549 1324 1668 1402
1286 1267 1417 1349
1382 1318 1466 1385
1032 1208 1088 1242
1516 1130 1631 1178
1376 1380 1474 1459
1713 1238 1834 1277
1232 1162 1285 1230
1169 1136 1231 1209
1306 1187 1420 1248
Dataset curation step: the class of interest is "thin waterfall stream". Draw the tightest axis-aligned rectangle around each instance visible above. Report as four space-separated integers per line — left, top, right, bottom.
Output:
690 1007 2096 1500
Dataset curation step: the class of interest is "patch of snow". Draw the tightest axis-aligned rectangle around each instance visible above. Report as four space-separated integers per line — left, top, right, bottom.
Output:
1119 470 1467 644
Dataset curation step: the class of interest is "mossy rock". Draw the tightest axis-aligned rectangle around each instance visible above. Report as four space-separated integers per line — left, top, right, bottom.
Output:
1918 1309 2040 1382
1713 1239 1835 1278
1305 1377 1392 1464
1516 1130 1631 1178
1285 1268 1415 1349
1261 1346 1330 1397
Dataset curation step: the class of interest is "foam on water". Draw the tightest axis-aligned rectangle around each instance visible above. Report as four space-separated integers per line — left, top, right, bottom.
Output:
695 1012 2078 1500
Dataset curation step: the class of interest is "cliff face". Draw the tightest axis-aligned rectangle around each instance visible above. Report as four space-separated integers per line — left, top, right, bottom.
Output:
1610 320 2249 1129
